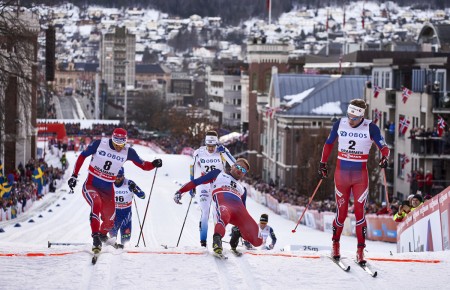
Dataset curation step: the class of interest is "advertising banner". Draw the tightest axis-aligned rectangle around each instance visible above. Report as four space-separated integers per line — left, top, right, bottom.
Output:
411 195 442 252
439 188 450 250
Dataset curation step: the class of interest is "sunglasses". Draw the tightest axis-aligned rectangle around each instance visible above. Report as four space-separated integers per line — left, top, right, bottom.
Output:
347 114 362 121
235 164 248 174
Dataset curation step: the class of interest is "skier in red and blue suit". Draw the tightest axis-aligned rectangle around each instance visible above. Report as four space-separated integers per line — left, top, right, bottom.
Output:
318 99 390 265
174 158 263 256
109 167 145 248
68 128 162 253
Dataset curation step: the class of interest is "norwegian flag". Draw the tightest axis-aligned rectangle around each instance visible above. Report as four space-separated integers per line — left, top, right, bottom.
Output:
265 107 281 119
399 116 410 135
373 108 381 124
373 85 381 98
265 107 273 118
400 153 410 169
437 115 447 137
402 87 412 104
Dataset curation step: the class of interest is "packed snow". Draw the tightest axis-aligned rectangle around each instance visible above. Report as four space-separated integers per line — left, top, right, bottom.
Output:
0 144 449 290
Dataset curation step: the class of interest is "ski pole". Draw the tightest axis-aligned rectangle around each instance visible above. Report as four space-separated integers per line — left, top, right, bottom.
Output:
291 179 323 233
176 196 193 247
48 241 88 248
136 168 158 247
133 196 146 247
382 168 392 214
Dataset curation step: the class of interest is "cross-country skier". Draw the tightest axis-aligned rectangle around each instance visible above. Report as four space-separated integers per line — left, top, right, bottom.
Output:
174 158 262 256
109 167 145 248
318 99 390 265
190 130 235 247
68 128 162 254
238 213 277 251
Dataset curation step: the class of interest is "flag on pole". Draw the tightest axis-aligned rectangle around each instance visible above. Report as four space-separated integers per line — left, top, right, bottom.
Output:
265 107 273 118
266 107 281 119
361 8 365 29
399 116 410 135
373 109 381 124
343 9 346 28
437 115 447 137
400 153 410 169
373 85 381 98
402 87 412 103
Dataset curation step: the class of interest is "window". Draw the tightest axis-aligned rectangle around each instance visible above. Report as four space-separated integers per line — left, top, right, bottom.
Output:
265 72 271 93
372 68 392 88
373 71 379 87
252 73 258 91
436 69 446 92
383 71 391 88
397 154 405 179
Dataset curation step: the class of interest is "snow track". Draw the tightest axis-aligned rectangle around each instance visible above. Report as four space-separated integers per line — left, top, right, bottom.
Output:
1 144 448 289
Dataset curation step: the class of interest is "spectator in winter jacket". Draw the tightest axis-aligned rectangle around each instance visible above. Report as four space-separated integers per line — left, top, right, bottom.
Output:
411 194 424 209
393 200 412 222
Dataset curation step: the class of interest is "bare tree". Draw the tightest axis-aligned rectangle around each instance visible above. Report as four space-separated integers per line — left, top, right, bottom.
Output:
0 2 40 171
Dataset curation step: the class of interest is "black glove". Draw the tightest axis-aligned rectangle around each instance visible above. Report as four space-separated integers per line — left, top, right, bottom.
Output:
68 174 78 190
174 191 182 204
152 159 163 168
379 156 389 168
129 181 139 193
318 162 328 179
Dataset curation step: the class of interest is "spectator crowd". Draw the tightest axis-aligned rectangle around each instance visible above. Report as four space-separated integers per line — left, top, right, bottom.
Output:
0 145 67 221
36 121 442 221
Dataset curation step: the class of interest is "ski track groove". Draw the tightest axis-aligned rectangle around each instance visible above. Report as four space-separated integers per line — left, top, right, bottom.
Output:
81 251 99 290
212 251 232 290
107 248 125 289
232 253 261 290
340 257 372 288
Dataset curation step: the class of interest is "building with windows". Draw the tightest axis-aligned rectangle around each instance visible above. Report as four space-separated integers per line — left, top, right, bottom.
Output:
245 39 292 174
367 52 450 201
207 67 242 129
100 26 136 94
262 68 367 188
166 72 193 106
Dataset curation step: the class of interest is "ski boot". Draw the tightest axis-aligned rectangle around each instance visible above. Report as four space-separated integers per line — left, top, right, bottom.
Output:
92 233 102 253
332 240 340 260
229 227 242 256
99 233 109 243
356 244 366 265
243 240 253 250
212 234 223 255
113 243 124 249
200 240 207 248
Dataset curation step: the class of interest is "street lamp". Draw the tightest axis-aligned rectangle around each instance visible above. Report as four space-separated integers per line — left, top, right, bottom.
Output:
123 60 129 124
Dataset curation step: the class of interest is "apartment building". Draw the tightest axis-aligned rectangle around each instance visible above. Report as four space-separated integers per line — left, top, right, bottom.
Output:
100 26 136 94
206 67 242 129
367 52 450 201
